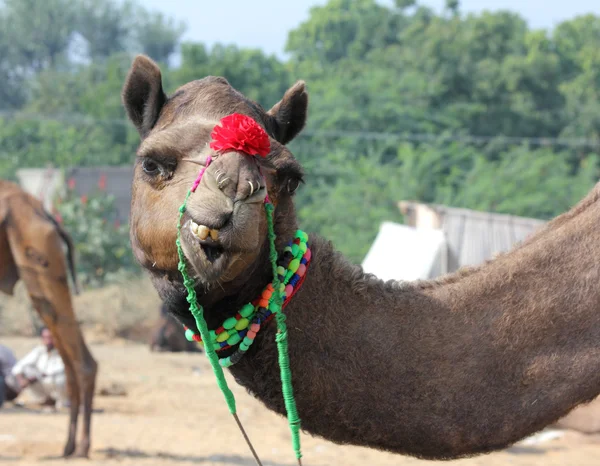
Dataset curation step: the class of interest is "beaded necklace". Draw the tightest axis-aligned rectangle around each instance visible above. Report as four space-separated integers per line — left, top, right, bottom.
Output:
175 113 306 465
182 231 311 367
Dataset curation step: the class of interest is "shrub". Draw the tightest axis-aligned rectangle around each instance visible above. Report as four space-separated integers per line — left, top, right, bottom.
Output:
55 178 140 288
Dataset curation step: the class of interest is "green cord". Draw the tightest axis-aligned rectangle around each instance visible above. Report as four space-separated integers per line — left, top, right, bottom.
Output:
265 203 303 460
176 192 302 461
176 190 237 415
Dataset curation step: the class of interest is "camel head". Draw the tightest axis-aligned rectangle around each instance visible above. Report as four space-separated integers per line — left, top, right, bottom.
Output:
122 55 308 309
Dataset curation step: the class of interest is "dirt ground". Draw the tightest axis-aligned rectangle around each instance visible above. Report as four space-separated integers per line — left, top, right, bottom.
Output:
1 336 600 466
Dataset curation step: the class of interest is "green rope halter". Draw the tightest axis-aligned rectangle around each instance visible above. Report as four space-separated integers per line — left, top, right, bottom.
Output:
176 190 303 464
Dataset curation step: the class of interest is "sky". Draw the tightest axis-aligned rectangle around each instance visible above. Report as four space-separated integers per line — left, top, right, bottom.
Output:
141 0 600 58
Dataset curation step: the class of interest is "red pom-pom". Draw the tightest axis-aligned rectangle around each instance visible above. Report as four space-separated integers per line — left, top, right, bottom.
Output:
209 113 270 157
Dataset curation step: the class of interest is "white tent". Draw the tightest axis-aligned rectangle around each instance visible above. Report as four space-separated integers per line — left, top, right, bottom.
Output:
361 221 447 282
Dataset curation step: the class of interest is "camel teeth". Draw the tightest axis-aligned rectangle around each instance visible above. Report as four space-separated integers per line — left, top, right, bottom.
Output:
209 229 219 241
197 225 210 240
190 221 199 234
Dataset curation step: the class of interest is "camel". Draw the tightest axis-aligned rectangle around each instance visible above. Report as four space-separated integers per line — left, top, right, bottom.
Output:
0 180 98 458
121 54 600 460
150 304 201 353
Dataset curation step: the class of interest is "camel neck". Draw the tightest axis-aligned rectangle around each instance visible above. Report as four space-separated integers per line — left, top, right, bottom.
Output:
228 189 600 459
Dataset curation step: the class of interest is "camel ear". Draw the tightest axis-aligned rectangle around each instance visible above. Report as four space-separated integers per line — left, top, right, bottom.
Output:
122 55 167 138
267 80 308 145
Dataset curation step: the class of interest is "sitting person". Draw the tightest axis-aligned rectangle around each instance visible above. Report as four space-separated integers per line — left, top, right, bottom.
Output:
0 344 18 408
8 327 68 409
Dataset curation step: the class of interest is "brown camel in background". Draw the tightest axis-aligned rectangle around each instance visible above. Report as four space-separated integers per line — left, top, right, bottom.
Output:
122 54 600 460
150 303 201 353
0 179 97 458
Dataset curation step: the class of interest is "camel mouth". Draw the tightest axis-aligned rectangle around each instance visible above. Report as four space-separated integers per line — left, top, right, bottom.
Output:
186 220 225 263
180 217 231 282
201 243 224 263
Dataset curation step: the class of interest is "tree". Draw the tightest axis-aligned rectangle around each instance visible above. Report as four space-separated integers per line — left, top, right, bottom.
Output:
56 184 139 287
171 43 290 107
133 9 186 64
2 0 76 71
446 147 598 218
554 15 600 143
0 16 27 109
395 0 416 8
445 0 459 16
286 0 403 64
75 0 133 60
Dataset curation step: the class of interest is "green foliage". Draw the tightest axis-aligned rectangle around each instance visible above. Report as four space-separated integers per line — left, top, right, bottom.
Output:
444 149 599 218
0 117 136 179
55 186 139 288
76 0 132 59
286 0 402 64
171 43 291 107
395 0 416 9
445 0 460 14
134 9 186 64
2 0 76 72
2 0 600 265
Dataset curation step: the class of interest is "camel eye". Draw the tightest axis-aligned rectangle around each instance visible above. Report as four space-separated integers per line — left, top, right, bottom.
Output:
142 158 160 176
287 178 300 194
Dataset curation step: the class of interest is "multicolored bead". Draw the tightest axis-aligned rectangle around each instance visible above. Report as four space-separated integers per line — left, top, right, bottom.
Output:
235 318 250 331
240 303 254 317
227 333 242 346
216 332 230 343
184 328 195 342
296 230 308 242
223 317 237 330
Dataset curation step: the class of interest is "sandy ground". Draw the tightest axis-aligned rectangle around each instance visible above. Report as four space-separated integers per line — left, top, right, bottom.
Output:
1 337 600 466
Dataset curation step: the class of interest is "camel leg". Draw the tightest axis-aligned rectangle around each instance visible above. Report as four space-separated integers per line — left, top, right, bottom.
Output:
62 360 80 458
51 321 97 458
49 329 97 458
74 343 97 457
29 296 81 457
28 294 98 457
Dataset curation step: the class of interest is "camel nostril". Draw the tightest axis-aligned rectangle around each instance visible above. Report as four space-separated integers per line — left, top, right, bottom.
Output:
219 211 232 229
